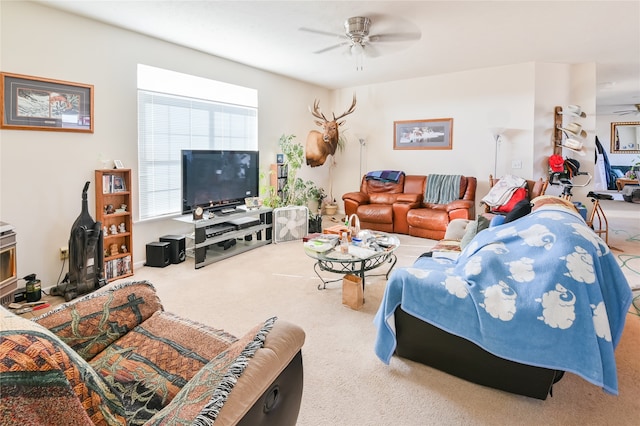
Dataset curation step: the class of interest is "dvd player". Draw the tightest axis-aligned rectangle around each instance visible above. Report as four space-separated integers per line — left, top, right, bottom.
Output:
226 216 260 230
205 223 236 238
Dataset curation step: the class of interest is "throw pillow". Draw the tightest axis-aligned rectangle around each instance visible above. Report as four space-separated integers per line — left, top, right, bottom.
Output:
35 280 163 361
459 215 491 249
460 221 479 249
476 214 491 232
89 311 239 424
146 317 276 425
490 215 506 227
444 218 471 241
0 307 126 426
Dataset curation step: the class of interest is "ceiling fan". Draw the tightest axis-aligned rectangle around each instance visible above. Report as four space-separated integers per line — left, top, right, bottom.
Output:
299 16 421 60
612 104 640 116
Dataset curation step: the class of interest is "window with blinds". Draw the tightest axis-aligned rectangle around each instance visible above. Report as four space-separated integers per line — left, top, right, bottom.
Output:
137 65 258 221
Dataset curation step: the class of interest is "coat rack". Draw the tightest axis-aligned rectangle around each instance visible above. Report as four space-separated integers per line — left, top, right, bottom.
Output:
553 106 564 155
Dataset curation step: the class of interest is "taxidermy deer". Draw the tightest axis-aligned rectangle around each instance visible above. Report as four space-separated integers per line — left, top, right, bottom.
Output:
305 94 357 167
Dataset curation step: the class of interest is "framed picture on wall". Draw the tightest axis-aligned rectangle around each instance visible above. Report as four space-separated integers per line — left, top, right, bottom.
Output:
393 118 453 150
610 121 640 154
0 72 94 133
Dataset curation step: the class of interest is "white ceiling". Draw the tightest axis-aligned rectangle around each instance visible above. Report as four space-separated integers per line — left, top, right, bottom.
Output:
37 0 640 115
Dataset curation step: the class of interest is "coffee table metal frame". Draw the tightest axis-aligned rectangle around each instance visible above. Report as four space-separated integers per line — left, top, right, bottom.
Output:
304 234 399 290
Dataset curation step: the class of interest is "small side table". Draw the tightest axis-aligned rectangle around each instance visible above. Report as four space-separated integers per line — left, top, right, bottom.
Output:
587 199 608 245
616 178 639 191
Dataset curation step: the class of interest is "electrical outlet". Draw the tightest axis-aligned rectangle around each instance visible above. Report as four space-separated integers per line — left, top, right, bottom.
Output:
60 247 69 260
511 160 523 169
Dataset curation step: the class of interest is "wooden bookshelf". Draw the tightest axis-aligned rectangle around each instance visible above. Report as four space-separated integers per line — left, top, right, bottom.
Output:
95 169 133 282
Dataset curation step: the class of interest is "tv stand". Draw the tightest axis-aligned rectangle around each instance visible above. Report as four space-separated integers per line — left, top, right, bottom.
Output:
175 207 272 269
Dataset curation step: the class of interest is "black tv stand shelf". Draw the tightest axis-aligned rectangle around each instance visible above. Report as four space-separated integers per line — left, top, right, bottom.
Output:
175 207 273 269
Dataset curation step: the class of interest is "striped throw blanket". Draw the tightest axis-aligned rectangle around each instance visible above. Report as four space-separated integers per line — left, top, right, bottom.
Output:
424 174 462 204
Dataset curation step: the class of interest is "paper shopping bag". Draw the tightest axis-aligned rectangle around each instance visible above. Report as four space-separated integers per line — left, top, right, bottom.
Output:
342 274 364 310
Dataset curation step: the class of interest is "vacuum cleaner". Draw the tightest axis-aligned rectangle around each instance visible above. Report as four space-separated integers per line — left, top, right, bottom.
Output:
51 181 106 301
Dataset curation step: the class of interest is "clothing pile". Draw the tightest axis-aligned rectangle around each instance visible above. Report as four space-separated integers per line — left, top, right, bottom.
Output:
481 174 527 213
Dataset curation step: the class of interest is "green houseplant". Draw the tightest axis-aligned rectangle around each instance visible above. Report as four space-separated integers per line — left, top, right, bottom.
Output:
624 155 640 179
262 134 323 212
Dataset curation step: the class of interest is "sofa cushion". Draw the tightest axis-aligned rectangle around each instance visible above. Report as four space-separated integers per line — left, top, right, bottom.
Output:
369 193 399 204
35 281 163 361
0 306 126 426
460 215 490 249
362 175 405 194
444 218 472 240
146 317 277 425
89 310 239 424
357 204 394 224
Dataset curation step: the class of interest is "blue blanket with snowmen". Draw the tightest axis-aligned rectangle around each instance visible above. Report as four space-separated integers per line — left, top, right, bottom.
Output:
374 206 633 394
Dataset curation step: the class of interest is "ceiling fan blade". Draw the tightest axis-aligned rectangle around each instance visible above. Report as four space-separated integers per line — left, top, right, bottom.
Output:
299 27 343 38
363 43 382 58
613 104 640 114
314 42 349 54
368 32 422 43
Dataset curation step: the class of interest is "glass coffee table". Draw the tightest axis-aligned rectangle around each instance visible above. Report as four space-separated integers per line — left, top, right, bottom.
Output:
304 232 400 291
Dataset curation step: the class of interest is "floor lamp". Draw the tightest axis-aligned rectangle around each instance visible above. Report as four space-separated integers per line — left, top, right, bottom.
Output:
358 136 366 180
490 127 506 178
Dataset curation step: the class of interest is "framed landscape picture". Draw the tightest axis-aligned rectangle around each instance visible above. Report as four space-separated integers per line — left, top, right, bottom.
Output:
394 118 453 150
1 72 94 133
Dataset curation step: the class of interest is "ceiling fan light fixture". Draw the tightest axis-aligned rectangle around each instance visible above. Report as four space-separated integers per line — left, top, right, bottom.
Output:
350 42 364 56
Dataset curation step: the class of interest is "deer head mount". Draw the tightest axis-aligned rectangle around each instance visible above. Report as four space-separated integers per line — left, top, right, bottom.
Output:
305 94 357 167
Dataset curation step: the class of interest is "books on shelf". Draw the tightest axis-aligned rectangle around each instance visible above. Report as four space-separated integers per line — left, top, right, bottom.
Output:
102 174 127 193
104 255 132 280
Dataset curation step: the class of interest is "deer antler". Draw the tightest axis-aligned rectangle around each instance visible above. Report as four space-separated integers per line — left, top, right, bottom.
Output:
333 94 357 121
309 99 328 121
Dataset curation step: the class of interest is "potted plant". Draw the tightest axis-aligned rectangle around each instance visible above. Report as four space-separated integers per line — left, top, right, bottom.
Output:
262 134 324 211
306 185 325 214
324 199 338 216
624 155 640 180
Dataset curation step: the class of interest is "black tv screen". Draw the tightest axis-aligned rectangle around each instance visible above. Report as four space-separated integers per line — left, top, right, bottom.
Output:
181 149 259 214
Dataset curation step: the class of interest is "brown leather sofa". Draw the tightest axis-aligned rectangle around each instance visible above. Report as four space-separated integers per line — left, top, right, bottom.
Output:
342 174 477 240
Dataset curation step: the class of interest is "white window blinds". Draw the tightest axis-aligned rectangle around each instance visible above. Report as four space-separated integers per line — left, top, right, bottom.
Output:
137 65 257 220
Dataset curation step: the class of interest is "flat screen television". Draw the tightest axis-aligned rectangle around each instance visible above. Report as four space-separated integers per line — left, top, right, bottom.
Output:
181 149 259 215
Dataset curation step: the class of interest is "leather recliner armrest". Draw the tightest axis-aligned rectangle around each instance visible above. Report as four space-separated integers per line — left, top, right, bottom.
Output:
445 199 475 213
215 320 306 426
342 191 369 204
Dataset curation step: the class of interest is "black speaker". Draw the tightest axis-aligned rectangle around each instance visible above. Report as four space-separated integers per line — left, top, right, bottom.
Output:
159 234 186 264
146 242 170 268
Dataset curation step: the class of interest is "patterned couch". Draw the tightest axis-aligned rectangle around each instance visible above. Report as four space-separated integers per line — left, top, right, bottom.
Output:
0 281 305 425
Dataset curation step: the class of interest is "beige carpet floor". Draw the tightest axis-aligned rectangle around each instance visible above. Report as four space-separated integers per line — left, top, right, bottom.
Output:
127 201 640 426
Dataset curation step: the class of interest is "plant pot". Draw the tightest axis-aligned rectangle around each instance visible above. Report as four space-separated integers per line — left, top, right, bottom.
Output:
324 204 338 215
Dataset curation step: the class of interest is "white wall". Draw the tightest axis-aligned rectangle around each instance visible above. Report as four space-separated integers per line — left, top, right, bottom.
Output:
0 1 329 287
0 1 598 289
328 62 588 211
533 62 597 199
